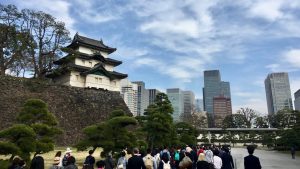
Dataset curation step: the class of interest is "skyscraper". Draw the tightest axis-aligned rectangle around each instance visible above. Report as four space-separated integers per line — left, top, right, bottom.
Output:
120 79 138 116
265 72 293 115
183 91 195 114
167 88 184 122
213 96 232 127
203 70 231 127
195 99 203 113
294 89 300 111
203 70 221 115
148 89 161 105
132 81 149 116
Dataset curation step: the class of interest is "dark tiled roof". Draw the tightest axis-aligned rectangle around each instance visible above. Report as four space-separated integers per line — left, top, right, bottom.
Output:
81 63 127 80
67 33 116 54
54 52 122 66
47 62 127 80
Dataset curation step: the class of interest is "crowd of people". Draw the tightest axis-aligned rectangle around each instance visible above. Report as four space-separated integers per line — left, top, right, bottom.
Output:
7 145 262 169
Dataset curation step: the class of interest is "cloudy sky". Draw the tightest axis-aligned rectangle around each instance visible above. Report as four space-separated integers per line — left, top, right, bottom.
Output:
3 0 300 114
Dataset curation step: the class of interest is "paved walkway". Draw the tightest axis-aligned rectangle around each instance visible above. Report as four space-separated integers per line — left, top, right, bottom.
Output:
231 147 299 169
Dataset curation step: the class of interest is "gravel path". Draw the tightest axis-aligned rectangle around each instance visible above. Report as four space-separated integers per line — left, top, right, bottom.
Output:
230 147 299 169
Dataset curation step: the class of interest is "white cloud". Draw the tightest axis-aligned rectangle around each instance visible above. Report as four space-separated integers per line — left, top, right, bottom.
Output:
266 49 300 72
72 0 122 24
13 0 76 35
248 0 285 21
283 49 300 68
133 55 205 82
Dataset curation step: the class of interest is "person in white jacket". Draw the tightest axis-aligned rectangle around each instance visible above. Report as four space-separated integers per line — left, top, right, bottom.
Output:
213 149 222 169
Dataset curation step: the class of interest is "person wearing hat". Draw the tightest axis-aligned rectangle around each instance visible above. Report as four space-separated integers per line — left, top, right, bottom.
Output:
63 148 72 166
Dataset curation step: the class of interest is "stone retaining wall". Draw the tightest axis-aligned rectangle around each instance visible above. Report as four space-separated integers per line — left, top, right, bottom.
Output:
0 76 130 146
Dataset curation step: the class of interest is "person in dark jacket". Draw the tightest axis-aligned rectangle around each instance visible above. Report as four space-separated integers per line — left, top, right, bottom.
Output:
104 153 115 169
221 147 234 169
30 156 44 169
196 153 209 169
127 148 146 169
65 156 78 169
83 150 96 169
244 145 261 169
8 156 22 169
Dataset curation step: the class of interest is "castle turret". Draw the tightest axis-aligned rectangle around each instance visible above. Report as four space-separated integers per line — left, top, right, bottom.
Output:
47 33 127 91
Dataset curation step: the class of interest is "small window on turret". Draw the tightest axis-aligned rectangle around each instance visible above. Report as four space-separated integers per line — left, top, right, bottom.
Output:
76 75 79 80
95 77 98 83
89 61 92 67
82 60 85 65
111 81 116 86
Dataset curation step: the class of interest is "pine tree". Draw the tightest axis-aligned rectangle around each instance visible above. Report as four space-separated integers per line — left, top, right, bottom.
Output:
143 93 175 148
0 99 61 162
77 109 138 155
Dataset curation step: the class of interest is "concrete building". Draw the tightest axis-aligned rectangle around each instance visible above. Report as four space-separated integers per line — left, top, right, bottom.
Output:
203 70 231 127
213 95 232 127
132 81 149 116
120 79 138 116
183 91 195 114
167 88 184 122
294 89 300 111
265 72 293 115
47 33 127 91
195 99 203 113
148 89 161 105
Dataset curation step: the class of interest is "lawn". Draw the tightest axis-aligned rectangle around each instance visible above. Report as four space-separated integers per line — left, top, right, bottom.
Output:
0 147 104 168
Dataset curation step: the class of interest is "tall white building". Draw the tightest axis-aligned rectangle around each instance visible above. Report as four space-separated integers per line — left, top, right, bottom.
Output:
132 81 149 116
183 91 195 114
167 88 184 122
195 99 203 113
265 72 293 115
120 79 138 116
148 89 161 105
294 89 300 111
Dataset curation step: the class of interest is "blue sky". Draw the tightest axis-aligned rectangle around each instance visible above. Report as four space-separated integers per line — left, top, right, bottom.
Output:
3 0 300 114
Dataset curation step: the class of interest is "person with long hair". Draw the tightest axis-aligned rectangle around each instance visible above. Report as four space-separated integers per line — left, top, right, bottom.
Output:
196 153 209 169
158 152 171 169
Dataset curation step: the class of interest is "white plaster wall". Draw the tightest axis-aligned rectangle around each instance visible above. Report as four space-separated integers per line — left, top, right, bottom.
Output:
85 75 120 91
85 74 109 89
75 58 100 68
104 65 114 71
70 71 85 87
100 51 109 58
78 46 94 55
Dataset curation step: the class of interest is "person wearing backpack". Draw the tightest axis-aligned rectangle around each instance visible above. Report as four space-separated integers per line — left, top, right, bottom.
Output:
173 148 181 168
143 148 157 169
83 150 96 169
158 152 171 169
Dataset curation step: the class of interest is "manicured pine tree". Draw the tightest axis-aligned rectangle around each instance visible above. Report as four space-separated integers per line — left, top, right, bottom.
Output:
143 93 176 148
76 109 138 155
0 99 61 162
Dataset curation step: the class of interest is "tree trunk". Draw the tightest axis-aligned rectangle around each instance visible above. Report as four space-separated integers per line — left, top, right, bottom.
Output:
0 49 6 76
